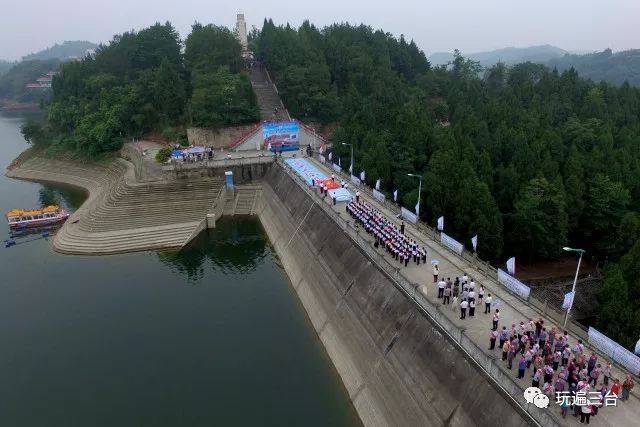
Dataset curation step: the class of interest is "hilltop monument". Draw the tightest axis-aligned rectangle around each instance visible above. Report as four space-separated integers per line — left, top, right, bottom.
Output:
235 13 250 58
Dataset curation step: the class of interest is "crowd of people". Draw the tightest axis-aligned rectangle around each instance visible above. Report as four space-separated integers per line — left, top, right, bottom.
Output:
489 316 635 423
168 145 216 164
433 274 491 320
346 200 428 267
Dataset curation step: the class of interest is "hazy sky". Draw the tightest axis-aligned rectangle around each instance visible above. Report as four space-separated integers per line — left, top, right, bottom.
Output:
1 0 638 61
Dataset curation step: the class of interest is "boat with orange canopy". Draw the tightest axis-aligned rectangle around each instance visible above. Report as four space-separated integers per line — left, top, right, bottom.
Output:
5 205 69 230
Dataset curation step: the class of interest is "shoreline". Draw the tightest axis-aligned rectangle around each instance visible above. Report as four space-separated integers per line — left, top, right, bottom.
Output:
5 152 216 255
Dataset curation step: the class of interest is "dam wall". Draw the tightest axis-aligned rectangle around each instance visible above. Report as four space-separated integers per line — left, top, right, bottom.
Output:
259 163 548 427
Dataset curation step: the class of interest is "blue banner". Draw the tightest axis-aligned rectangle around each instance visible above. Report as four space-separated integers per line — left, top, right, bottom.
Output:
263 121 300 152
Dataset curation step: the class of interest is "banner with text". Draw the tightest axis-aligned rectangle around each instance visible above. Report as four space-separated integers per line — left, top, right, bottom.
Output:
497 269 531 300
372 189 386 203
350 175 361 186
440 232 464 255
332 163 342 173
588 327 640 376
263 121 300 152
401 207 418 224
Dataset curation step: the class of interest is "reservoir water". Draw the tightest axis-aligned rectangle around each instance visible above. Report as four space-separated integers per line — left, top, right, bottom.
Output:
0 113 360 426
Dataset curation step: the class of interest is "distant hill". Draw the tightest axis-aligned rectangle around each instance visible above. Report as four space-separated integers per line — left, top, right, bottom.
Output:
0 59 60 103
548 49 640 86
0 60 15 77
22 41 97 62
429 45 567 67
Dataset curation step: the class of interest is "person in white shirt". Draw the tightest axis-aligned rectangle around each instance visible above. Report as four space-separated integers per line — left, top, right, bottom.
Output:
468 289 476 303
484 293 492 314
469 299 476 317
478 285 485 302
462 273 469 284
460 299 469 319
437 279 446 298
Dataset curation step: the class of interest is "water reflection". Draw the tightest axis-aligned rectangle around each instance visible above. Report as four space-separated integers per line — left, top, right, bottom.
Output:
157 217 268 282
38 185 86 211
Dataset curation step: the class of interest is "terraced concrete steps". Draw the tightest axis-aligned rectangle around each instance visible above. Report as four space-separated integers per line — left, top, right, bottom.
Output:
6 155 224 255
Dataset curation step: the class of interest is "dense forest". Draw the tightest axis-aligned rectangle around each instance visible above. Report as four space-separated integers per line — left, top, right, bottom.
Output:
254 20 640 349
23 22 258 156
548 49 640 87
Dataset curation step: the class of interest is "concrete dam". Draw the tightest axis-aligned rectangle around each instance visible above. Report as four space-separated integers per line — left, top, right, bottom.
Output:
260 163 536 427
7 153 547 426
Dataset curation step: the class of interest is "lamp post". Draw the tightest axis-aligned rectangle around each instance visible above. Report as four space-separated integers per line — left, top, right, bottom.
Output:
407 173 422 216
563 246 585 328
341 143 353 175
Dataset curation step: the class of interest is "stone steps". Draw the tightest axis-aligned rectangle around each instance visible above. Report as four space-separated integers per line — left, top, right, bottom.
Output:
250 64 288 121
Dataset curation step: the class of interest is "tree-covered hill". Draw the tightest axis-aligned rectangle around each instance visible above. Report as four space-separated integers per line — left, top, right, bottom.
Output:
548 49 640 87
22 40 97 61
0 59 59 102
23 22 258 157
0 60 15 77
429 45 567 67
431 46 640 87
254 20 640 349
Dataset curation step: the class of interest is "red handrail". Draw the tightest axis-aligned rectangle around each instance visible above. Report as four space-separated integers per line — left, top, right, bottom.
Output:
227 122 262 149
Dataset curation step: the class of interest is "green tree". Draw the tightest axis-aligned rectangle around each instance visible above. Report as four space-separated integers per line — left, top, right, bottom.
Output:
512 178 568 259
584 174 630 254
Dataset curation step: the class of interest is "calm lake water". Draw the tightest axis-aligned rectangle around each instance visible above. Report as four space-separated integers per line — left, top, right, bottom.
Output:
0 113 360 426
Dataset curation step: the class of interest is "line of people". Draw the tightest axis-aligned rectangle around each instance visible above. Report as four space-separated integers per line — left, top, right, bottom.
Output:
346 200 428 267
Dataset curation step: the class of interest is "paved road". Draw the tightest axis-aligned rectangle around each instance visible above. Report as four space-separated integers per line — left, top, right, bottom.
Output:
305 155 638 427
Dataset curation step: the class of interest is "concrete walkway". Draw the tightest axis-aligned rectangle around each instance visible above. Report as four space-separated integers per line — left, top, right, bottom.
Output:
305 156 638 427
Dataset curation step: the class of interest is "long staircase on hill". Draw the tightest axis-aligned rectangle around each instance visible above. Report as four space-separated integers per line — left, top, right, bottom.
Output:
250 62 289 122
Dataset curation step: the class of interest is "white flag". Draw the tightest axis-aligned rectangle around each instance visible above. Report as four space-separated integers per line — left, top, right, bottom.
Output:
562 291 574 310
393 189 398 201
267 142 272 151
471 235 478 251
437 216 444 231
506 257 516 275
338 157 341 167
360 171 365 181
328 152 332 161
375 179 381 191
415 202 420 216
635 337 640 356
349 163 353 174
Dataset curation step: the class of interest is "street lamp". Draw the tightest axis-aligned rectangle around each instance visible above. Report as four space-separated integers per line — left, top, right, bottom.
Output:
341 143 353 175
563 246 586 328
407 173 422 216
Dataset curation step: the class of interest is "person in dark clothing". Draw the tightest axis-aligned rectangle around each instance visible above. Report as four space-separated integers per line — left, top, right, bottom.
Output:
400 221 405 234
